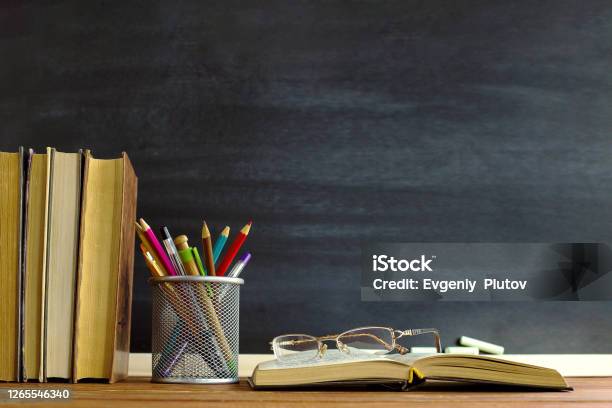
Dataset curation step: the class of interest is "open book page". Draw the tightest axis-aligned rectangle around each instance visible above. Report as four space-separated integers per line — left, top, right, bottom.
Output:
385 353 436 365
257 350 427 370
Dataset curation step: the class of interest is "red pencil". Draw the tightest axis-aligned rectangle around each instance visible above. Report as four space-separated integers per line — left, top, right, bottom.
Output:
216 221 252 276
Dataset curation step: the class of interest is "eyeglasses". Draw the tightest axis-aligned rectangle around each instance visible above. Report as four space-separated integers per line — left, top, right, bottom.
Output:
270 326 441 362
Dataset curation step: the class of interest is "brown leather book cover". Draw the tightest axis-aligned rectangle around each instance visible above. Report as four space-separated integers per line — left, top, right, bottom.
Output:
73 151 137 383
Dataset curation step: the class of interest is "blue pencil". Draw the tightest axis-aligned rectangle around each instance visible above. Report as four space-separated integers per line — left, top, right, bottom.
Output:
213 226 230 264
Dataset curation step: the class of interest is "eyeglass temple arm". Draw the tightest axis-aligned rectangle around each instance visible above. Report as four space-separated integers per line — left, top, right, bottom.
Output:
336 333 395 350
400 328 441 353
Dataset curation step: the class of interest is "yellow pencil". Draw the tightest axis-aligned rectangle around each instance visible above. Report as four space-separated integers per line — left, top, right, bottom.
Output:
140 245 165 278
136 222 168 275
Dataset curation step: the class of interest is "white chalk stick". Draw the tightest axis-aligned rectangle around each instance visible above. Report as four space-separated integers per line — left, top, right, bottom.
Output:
459 336 504 355
445 346 479 355
410 347 438 354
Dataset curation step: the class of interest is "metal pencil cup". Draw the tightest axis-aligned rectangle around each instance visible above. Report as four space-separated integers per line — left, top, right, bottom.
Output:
149 276 243 384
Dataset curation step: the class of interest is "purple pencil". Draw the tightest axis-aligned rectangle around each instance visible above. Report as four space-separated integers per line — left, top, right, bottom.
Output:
226 252 252 278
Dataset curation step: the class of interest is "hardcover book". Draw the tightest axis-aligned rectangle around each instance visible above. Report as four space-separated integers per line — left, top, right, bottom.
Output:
249 351 570 391
44 148 83 381
73 151 137 383
22 150 49 382
0 148 25 382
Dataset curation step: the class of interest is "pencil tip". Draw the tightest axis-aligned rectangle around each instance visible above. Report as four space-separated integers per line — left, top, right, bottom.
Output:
139 218 150 229
202 221 210 237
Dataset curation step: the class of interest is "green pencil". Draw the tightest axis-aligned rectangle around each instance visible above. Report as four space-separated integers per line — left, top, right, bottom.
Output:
192 247 212 297
192 247 206 276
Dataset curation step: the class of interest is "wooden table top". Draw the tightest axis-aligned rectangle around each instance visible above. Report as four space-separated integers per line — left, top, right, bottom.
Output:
1 377 611 407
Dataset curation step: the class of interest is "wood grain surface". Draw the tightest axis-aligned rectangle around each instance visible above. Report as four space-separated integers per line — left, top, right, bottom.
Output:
0 377 611 408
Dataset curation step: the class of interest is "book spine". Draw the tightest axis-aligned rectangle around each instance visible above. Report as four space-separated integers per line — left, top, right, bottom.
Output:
71 151 91 383
109 153 137 383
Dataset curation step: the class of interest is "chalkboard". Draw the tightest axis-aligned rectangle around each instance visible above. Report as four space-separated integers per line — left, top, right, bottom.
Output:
1 0 612 353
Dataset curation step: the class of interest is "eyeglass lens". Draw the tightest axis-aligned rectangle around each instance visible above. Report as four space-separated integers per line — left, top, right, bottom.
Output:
337 327 394 355
274 334 320 361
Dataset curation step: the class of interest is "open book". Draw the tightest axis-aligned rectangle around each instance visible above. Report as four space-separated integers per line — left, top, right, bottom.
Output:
249 351 570 390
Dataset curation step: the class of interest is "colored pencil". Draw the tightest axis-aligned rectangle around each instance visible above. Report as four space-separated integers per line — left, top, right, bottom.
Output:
220 252 252 299
140 245 165 278
173 235 201 277
226 252 252 279
192 247 206 276
193 247 213 296
201 221 216 276
160 226 186 276
216 221 252 276
212 226 230 264
136 224 169 275
139 218 177 276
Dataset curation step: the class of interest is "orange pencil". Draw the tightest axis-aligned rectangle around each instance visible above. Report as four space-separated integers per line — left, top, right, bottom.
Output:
216 221 252 276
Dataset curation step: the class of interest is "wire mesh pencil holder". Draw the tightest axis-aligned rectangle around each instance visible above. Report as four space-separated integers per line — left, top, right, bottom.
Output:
149 276 243 384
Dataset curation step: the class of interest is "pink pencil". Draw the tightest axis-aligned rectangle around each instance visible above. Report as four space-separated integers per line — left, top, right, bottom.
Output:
138 218 177 276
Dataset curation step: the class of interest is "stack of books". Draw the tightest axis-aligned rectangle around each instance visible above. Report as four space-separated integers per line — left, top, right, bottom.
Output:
0 147 138 383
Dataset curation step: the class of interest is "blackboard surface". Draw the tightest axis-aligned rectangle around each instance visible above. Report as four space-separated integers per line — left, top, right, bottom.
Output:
2 1 612 353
